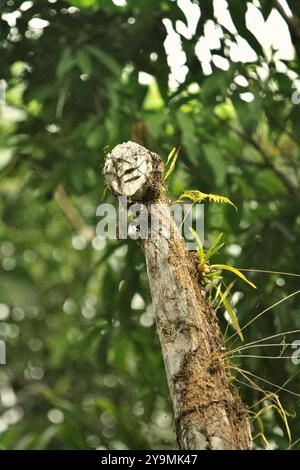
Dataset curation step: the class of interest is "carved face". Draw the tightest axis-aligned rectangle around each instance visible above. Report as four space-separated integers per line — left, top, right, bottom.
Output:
103 141 160 200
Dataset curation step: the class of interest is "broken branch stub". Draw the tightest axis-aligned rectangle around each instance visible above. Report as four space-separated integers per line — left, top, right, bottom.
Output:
103 141 164 201
103 141 252 450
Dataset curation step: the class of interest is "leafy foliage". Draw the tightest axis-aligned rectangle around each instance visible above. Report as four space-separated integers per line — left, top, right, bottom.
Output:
189 229 255 341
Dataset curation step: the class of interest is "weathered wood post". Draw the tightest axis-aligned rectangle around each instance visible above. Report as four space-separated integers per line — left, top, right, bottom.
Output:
103 141 252 450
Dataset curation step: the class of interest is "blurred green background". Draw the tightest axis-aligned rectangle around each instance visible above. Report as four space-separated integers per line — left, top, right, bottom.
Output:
1 0 300 450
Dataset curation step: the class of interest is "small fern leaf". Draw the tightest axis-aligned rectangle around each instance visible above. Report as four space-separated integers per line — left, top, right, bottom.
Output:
179 190 237 210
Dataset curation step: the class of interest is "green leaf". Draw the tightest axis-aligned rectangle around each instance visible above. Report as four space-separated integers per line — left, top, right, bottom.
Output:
166 147 176 165
56 47 76 78
216 281 235 310
176 112 198 163
206 233 224 260
203 144 227 186
179 190 237 210
212 282 222 305
221 292 244 341
206 242 225 261
211 264 257 289
228 0 264 57
143 79 164 110
86 45 121 77
233 86 263 135
76 49 93 76
164 147 179 181
189 227 205 265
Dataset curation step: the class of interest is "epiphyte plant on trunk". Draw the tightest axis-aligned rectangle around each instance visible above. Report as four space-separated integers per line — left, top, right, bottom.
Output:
165 147 256 342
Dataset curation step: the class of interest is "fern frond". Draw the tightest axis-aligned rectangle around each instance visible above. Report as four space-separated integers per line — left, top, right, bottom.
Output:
179 190 237 210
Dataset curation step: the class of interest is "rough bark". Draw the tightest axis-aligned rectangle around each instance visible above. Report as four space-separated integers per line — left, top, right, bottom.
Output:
103 141 252 450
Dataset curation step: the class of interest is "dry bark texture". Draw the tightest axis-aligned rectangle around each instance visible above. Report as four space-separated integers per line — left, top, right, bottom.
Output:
103 141 252 450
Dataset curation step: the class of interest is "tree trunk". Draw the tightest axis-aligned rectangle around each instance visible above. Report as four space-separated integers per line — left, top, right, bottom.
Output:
103 141 252 450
